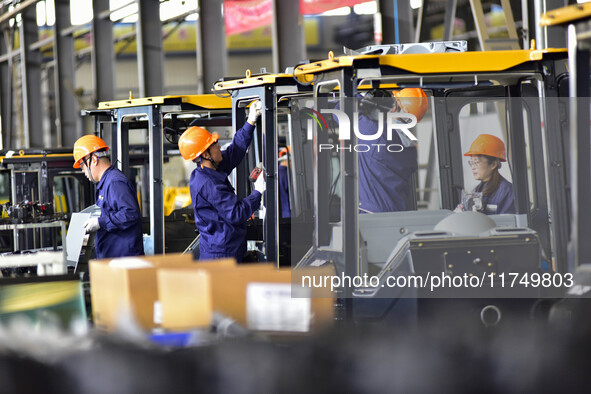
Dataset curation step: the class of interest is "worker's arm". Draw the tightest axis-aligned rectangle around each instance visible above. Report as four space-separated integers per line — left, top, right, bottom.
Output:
206 181 261 226
219 122 255 174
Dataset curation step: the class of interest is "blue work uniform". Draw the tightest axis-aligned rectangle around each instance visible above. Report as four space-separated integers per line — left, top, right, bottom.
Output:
190 122 262 262
95 166 144 259
474 175 516 214
357 114 418 213
278 163 291 218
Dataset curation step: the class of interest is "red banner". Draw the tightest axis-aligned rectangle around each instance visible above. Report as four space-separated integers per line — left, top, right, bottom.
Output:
224 0 274 36
224 0 369 35
300 0 367 15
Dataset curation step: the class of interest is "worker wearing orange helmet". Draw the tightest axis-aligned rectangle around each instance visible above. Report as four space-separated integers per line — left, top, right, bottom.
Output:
354 87 428 212
73 135 143 258
461 134 515 215
393 88 428 120
178 100 264 262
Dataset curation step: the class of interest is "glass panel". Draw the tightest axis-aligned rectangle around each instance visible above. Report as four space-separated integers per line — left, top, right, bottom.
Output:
14 172 39 203
521 105 536 211
0 171 10 206
53 176 85 214
458 100 515 215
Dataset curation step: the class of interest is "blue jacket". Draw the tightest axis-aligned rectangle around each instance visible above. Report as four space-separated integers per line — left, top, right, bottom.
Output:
356 114 418 213
278 164 291 218
190 122 262 262
474 175 516 215
95 166 144 259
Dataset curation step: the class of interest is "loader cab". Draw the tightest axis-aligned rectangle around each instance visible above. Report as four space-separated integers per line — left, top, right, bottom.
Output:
286 43 572 308
82 94 233 255
214 71 314 266
0 149 94 253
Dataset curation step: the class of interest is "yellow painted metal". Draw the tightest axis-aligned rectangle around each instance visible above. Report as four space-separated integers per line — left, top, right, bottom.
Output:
540 3 591 27
98 94 232 110
54 194 68 213
357 83 400 90
0 153 73 163
0 281 82 313
293 48 567 77
293 55 371 75
163 186 192 216
213 73 294 91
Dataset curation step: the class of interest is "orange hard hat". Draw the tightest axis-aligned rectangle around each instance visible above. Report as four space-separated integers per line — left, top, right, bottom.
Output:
73 135 109 168
394 88 429 122
178 126 219 161
279 146 291 157
464 134 507 162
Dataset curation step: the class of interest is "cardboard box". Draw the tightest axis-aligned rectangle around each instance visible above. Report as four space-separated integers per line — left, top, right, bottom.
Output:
89 253 234 332
156 262 229 331
156 263 335 333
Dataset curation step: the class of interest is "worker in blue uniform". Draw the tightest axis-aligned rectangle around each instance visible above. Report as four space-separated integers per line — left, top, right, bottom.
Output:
73 135 144 259
462 133 515 214
278 146 291 218
178 100 265 262
356 88 429 213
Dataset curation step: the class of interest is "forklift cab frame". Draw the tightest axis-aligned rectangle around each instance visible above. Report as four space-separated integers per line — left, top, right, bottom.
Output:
214 72 313 265
0 149 94 253
214 46 573 283
541 3 591 270
82 94 233 254
287 45 573 285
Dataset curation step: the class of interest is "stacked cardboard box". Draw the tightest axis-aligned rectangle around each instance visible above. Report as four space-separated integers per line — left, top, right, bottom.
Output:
90 254 334 334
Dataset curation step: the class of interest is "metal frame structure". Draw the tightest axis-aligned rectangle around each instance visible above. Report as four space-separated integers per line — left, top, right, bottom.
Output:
212 45 575 322
214 72 314 265
212 45 575 284
0 149 92 207
82 94 233 255
541 3 591 268
291 46 571 276
0 0 314 149
0 220 65 257
0 149 94 263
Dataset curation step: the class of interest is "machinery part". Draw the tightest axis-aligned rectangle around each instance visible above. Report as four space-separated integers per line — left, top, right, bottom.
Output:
66 205 101 270
347 41 467 55
434 211 497 236
359 89 396 117
480 304 502 327
2 201 60 224
212 312 250 338
182 234 200 255
164 114 183 144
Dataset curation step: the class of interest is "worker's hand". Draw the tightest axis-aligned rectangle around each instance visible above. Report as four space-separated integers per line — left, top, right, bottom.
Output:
247 100 262 125
254 173 266 194
83 217 100 233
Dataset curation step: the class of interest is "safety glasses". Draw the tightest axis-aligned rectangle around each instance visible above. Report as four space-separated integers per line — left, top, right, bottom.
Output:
467 159 486 168
80 153 94 170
